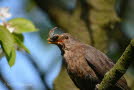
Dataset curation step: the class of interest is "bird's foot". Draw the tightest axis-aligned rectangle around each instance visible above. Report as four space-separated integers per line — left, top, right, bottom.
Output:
95 84 100 90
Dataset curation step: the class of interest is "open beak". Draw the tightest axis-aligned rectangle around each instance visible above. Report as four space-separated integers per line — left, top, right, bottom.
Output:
47 38 56 44
47 38 61 44
47 36 63 44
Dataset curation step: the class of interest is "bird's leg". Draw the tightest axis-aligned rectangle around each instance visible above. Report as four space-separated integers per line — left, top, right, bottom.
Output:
95 84 100 90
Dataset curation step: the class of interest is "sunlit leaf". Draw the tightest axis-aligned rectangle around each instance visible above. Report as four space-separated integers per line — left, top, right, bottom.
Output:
8 47 16 66
13 33 24 42
8 18 38 33
13 34 30 53
0 25 16 67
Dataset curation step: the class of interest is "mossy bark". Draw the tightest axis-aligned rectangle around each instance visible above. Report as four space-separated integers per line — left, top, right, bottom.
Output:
98 39 134 90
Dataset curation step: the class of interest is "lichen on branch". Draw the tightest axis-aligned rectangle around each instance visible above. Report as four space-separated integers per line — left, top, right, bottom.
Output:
98 39 134 90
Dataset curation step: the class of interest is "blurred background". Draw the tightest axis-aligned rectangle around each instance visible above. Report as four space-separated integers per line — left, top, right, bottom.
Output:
0 0 134 90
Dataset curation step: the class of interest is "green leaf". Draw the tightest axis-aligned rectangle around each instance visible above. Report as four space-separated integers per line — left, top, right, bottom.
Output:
13 34 30 53
8 18 38 33
0 26 16 67
8 48 16 66
13 33 24 42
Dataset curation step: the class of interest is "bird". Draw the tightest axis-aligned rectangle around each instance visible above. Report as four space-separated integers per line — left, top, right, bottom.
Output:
47 27 129 90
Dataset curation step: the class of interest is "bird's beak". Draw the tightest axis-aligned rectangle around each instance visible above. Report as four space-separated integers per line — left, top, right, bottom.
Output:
47 38 56 44
47 38 61 44
47 36 63 44
47 38 51 43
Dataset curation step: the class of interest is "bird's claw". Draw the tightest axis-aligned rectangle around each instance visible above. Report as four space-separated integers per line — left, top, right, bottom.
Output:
95 84 100 90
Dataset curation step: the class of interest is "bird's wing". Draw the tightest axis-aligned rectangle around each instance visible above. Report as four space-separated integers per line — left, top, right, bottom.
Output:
83 45 129 89
84 45 114 79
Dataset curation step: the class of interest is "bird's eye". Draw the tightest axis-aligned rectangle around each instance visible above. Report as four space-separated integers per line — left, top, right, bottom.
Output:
64 36 68 39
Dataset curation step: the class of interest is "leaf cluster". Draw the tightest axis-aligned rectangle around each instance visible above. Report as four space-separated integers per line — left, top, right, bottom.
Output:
0 18 37 66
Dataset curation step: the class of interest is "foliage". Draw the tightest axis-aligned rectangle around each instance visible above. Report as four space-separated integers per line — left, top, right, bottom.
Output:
8 18 38 33
0 17 37 67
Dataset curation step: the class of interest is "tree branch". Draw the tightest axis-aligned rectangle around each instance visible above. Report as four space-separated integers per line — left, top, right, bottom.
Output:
25 53 51 90
0 49 12 90
0 73 12 90
98 39 134 90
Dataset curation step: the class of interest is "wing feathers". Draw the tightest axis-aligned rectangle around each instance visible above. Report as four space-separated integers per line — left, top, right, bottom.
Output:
83 45 129 90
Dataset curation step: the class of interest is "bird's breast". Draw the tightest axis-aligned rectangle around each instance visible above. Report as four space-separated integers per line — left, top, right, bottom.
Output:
63 50 92 77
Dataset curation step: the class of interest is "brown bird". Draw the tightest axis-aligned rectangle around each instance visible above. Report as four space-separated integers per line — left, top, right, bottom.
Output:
47 27 129 90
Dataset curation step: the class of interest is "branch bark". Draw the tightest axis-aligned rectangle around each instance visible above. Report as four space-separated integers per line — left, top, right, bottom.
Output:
98 39 134 90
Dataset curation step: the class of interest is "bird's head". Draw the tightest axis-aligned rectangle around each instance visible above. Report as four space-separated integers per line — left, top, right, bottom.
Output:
47 27 79 50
